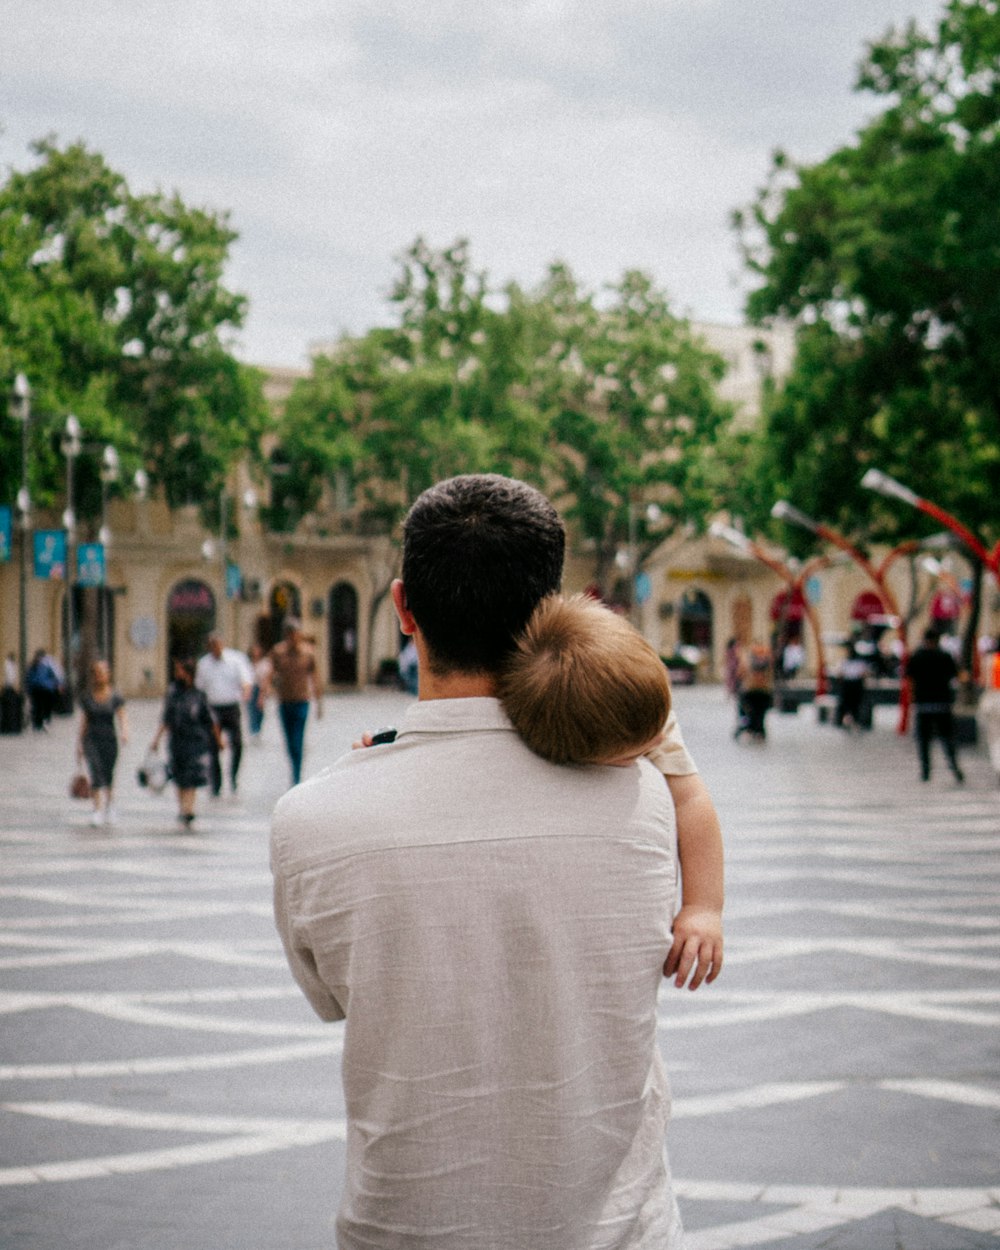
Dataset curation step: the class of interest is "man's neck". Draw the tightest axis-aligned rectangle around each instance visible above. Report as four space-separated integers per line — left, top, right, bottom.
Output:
418 668 496 701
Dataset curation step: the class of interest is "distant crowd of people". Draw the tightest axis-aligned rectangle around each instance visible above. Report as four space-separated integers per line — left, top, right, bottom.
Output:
722 625 1000 785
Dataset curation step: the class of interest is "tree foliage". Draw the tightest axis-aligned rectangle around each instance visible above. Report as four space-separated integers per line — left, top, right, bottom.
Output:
0 138 266 522
735 0 1000 553
273 238 732 616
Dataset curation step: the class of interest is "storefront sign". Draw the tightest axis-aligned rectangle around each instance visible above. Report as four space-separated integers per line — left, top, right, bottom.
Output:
168 580 215 614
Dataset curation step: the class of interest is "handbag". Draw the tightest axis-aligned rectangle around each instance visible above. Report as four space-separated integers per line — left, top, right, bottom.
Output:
137 748 169 794
70 772 92 800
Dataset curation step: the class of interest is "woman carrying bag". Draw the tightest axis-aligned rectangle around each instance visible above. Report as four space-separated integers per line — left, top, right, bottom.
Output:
151 657 222 828
76 659 128 826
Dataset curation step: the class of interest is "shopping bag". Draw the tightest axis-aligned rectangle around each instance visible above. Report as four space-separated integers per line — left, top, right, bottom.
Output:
70 772 92 800
137 749 169 794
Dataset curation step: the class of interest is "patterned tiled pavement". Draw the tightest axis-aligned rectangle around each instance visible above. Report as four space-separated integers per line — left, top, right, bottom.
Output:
1 685 998 1248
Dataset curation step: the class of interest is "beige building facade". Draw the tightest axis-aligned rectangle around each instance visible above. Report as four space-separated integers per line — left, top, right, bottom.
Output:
4 320 994 699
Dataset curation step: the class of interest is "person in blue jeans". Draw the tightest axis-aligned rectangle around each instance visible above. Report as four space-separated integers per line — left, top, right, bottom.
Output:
261 618 323 785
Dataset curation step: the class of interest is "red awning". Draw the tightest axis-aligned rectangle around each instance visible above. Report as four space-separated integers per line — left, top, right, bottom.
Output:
851 590 885 621
770 587 806 622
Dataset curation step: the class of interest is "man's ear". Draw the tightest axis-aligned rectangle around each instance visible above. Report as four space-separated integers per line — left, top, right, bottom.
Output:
391 579 417 636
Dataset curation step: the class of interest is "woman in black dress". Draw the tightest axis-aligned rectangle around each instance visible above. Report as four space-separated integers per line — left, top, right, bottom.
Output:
151 657 221 828
76 659 129 826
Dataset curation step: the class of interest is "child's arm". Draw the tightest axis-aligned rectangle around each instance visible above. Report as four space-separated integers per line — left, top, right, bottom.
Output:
663 771 724 989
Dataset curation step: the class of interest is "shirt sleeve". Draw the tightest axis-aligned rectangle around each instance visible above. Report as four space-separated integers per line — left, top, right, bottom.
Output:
271 847 345 1023
644 708 698 777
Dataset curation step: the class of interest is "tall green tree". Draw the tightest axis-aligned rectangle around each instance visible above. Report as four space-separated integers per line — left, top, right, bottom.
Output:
735 0 1000 553
271 239 551 669
276 242 732 612
734 0 1000 663
0 138 266 523
523 264 732 598
275 240 734 638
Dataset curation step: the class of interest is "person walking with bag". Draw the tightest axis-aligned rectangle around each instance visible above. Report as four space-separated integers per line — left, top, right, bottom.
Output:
151 658 222 828
76 659 128 827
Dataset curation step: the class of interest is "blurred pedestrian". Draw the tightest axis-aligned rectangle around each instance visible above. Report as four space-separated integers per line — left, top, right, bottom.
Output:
978 639 1000 787
724 637 743 700
398 636 419 695
195 632 252 797
1 652 23 734
904 628 964 783
835 644 870 731
247 643 271 740
26 648 64 732
262 617 323 786
780 639 805 680
76 659 128 826
151 657 222 827
734 642 774 741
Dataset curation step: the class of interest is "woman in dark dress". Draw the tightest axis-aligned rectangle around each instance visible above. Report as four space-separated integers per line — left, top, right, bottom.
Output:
76 659 128 827
151 657 221 828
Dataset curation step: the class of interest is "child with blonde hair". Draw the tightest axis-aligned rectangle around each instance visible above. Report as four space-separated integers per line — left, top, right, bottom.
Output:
498 593 724 988
498 593 673 766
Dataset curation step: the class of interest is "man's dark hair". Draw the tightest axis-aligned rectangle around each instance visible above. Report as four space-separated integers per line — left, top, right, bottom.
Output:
401 475 565 674
923 628 942 645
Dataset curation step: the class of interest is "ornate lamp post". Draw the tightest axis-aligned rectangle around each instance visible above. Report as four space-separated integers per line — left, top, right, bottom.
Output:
861 469 1000 589
8 374 31 702
710 522 831 696
60 414 83 704
98 444 119 656
770 501 915 732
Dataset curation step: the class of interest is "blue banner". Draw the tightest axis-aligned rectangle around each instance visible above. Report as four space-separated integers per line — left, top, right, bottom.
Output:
225 560 242 600
34 530 67 580
0 506 11 562
76 543 106 587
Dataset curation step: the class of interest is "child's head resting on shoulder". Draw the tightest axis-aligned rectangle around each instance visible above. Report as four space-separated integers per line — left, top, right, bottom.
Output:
498 593 672 766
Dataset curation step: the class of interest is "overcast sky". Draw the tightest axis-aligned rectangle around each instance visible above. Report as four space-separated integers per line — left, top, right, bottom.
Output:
2 0 945 368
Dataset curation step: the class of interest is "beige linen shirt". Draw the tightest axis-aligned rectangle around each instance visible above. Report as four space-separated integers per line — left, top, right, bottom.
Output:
271 697 683 1250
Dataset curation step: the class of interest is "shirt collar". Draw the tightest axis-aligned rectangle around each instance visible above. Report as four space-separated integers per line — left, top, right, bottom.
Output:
396 696 515 739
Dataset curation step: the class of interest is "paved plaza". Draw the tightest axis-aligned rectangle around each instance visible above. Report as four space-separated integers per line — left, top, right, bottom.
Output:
1 685 998 1249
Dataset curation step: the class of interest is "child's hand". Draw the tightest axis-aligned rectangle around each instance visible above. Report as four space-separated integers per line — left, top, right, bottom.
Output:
664 906 723 990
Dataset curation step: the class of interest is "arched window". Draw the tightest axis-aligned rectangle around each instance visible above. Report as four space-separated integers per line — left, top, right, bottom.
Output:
166 579 216 678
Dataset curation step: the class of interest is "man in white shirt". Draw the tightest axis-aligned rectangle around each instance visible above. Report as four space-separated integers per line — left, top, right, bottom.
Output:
195 632 252 797
272 476 690 1249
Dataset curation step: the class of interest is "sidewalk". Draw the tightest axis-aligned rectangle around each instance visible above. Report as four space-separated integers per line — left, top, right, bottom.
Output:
1 687 998 1248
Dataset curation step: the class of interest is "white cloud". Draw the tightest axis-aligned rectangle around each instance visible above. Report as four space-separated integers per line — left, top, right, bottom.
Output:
0 0 947 365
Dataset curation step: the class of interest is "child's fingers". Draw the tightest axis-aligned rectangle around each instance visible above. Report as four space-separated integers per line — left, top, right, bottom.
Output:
669 937 722 990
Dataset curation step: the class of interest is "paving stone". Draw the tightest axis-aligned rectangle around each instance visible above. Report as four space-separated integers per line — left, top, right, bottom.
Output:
1 687 997 1247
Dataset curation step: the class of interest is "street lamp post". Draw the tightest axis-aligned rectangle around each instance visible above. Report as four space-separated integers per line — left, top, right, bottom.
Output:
9 374 31 707
710 522 831 696
862 469 1000 589
98 444 119 656
61 414 82 705
771 501 915 732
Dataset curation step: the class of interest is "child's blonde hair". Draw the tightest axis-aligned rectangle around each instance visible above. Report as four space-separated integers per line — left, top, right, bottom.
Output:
498 594 672 765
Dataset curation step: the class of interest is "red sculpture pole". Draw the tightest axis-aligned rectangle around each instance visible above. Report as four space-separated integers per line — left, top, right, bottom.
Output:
772 503 913 733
